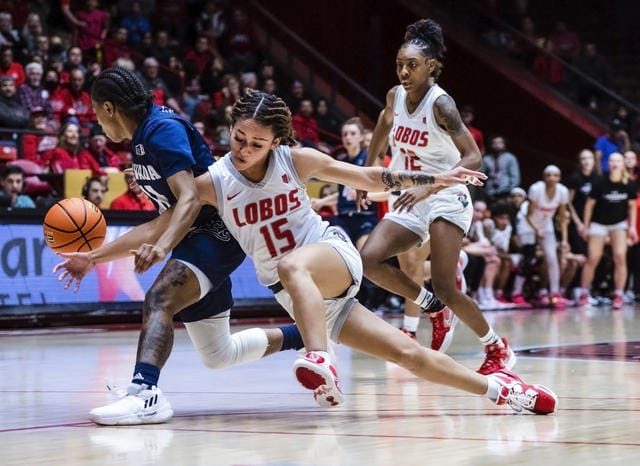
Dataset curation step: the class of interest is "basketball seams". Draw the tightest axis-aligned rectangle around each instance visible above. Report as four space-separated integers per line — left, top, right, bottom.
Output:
43 198 107 253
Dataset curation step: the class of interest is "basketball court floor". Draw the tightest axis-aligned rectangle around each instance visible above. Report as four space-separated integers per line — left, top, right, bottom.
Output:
1 304 639 465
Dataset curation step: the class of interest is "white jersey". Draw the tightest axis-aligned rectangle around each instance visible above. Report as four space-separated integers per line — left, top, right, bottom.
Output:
390 84 460 173
208 146 329 286
521 181 569 233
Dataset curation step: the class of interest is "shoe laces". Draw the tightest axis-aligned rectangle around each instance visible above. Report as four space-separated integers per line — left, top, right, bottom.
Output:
501 383 537 413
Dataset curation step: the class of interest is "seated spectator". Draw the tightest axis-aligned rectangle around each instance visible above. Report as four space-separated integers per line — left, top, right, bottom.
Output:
462 199 498 302
507 16 543 67
460 104 485 154
531 38 564 88
0 165 35 208
482 201 515 307
149 29 175 66
48 122 101 174
310 183 338 219
196 0 230 42
292 99 322 150
221 8 258 73
43 68 64 127
22 106 57 167
261 77 277 95
0 12 29 63
102 26 131 68
185 34 220 76
86 126 120 171
18 62 53 122
82 175 107 207
109 170 155 211
548 20 580 62
139 57 187 117
0 45 25 87
315 98 341 147
63 46 88 77
21 12 45 55
284 79 309 114
59 68 97 133
0 75 29 129
211 73 242 110
119 1 151 48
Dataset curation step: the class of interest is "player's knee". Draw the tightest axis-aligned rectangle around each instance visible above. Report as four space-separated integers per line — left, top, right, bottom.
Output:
390 342 424 372
360 247 382 275
197 342 236 369
431 276 458 303
277 256 303 284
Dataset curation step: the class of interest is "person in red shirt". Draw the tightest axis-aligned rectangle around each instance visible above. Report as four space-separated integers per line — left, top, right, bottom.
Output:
292 99 320 148
59 68 97 131
460 105 485 154
22 107 58 168
184 34 219 76
109 170 155 211
101 26 131 68
0 45 25 87
48 122 101 174
86 126 121 170
62 0 109 58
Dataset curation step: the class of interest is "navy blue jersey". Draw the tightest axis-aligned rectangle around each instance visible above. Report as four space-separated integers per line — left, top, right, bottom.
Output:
129 105 245 322
336 149 377 216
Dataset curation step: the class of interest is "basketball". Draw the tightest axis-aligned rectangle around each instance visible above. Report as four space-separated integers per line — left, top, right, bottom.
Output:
43 198 107 253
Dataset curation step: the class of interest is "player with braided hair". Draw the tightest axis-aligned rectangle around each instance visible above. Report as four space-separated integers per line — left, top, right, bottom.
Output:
359 18 517 374
54 67 305 425
127 89 557 415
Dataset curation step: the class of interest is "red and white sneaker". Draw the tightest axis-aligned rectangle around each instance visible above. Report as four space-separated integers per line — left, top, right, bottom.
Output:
550 293 571 309
489 369 558 415
293 352 343 408
400 327 417 340
477 337 517 375
612 294 624 310
578 292 590 307
429 306 459 353
511 293 532 309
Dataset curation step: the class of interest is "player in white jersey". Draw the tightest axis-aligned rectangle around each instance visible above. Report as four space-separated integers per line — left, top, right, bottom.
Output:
130 90 557 415
511 165 570 308
360 18 515 375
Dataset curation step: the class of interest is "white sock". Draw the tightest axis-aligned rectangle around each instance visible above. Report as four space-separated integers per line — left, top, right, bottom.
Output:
403 315 420 332
479 328 502 347
413 287 440 310
485 377 502 402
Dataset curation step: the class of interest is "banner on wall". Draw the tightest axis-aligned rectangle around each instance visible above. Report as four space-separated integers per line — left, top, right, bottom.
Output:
0 223 272 308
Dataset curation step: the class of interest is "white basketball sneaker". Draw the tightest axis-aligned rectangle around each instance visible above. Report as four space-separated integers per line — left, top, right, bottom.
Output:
89 383 174 425
293 352 343 408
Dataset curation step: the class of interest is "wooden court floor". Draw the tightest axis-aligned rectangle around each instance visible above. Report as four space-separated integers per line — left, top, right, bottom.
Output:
1 304 639 466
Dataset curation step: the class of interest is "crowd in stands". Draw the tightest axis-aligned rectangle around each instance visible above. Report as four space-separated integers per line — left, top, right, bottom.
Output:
0 0 343 208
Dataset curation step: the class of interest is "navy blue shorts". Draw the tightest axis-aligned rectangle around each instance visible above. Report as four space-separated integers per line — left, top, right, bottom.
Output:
171 214 246 322
330 213 378 245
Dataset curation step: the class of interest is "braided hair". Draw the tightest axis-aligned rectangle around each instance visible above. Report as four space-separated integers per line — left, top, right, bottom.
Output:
403 19 446 79
91 66 154 122
231 90 295 146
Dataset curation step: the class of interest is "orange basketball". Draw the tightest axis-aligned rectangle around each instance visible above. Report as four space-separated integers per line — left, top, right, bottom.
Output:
43 198 107 253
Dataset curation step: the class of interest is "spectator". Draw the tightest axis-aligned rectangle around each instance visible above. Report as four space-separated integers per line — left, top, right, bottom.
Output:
149 29 174 66
48 122 101 174
261 77 277 94
21 13 45 55
211 72 242 110
86 126 120 171
0 165 35 208
310 183 337 219
578 152 638 309
17 62 52 122
315 98 341 147
196 0 229 42
0 11 29 62
624 150 639 181
480 201 515 308
0 45 25 87
139 57 187 117
102 26 131 68
462 199 498 303
82 175 107 207
59 67 97 132
43 68 64 126
572 42 612 112
548 20 580 62
62 0 110 61
292 99 322 149
0 75 29 129
481 135 521 204
595 117 630 174
460 105 485 154
110 170 156 211
507 16 542 67
22 106 57 167
531 38 564 88
119 1 151 47
32 34 51 63
221 8 258 73
284 79 309 114
64 46 87 76
185 34 220 76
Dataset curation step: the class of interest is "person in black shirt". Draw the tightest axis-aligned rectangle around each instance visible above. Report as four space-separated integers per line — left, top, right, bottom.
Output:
578 152 638 309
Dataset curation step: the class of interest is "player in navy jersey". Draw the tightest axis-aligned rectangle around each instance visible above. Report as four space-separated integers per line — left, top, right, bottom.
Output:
54 67 304 425
128 90 557 415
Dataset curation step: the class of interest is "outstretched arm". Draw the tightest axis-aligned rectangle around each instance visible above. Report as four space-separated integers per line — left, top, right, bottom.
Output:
293 146 486 192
